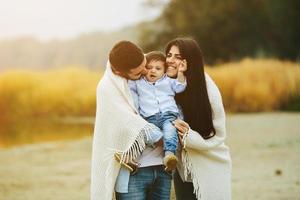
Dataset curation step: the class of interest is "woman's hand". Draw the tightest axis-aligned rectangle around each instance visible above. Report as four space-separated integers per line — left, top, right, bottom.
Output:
173 119 190 146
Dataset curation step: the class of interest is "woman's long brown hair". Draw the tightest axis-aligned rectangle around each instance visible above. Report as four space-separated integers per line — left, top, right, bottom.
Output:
165 38 215 139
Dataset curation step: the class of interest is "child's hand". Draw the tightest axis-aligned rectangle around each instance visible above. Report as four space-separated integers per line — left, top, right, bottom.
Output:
178 59 187 73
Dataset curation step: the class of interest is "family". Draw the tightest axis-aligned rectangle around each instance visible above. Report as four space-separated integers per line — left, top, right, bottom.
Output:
90 38 231 200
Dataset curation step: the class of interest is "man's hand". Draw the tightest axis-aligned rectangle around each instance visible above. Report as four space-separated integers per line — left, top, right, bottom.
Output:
154 138 163 147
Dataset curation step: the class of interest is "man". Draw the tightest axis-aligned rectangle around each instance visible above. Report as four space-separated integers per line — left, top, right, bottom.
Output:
90 41 171 200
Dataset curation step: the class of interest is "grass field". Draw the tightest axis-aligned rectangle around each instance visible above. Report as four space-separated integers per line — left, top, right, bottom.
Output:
0 113 299 200
1 59 300 122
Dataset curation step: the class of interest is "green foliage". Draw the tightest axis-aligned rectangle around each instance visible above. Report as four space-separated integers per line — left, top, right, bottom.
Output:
139 0 300 64
282 96 300 111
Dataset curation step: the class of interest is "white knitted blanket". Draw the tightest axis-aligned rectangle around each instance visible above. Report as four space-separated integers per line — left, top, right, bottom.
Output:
181 74 232 200
90 62 155 200
91 65 231 199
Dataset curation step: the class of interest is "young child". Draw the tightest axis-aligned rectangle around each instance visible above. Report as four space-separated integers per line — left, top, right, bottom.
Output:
129 51 187 171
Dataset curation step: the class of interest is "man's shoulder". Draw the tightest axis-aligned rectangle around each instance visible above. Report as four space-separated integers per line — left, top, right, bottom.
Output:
97 75 110 93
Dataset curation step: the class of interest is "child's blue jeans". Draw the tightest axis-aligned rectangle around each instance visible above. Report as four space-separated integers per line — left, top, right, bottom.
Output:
144 111 178 154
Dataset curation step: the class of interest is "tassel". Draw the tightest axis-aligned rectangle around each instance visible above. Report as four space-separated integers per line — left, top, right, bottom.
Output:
182 150 202 200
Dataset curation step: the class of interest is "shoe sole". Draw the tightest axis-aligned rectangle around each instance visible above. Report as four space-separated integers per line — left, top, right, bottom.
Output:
165 158 178 171
114 154 134 172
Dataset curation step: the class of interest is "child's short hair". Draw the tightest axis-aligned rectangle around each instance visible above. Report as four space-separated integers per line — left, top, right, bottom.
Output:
145 51 166 64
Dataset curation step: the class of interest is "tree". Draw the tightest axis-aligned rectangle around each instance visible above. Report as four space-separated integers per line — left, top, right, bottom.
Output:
139 0 300 64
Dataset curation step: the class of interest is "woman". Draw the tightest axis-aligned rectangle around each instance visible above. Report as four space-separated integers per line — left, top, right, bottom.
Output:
165 38 232 200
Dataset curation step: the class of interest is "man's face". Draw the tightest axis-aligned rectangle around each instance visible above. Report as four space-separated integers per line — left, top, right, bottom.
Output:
121 57 147 80
145 60 165 82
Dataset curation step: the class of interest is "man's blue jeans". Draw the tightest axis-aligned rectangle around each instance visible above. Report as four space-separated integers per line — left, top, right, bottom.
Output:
145 111 178 154
115 165 172 200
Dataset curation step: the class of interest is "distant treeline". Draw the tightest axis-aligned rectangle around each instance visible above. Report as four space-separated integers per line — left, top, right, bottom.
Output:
0 28 138 71
139 0 300 64
0 0 299 71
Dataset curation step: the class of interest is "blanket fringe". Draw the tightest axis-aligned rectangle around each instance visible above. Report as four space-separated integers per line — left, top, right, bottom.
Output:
182 149 202 200
120 132 145 163
104 123 156 186
114 123 157 163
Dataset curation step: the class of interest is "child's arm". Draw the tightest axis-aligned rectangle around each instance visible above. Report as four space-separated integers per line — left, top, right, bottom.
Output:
170 76 186 93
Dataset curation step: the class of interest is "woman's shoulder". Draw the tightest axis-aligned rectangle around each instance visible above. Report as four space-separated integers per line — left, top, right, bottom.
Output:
205 73 219 92
204 72 222 103
204 73 226 120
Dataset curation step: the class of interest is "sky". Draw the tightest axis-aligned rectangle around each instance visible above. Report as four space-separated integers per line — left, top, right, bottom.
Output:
0 0 162 40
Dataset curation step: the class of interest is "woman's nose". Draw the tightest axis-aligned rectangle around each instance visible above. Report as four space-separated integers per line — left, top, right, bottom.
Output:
167 56 175 63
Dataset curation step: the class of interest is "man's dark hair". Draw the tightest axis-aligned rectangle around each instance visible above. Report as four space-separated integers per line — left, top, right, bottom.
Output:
109 40 144 72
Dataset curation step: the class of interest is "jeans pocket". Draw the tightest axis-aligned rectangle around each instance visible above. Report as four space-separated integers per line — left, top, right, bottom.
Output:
130 168 139 176
164 170 173 179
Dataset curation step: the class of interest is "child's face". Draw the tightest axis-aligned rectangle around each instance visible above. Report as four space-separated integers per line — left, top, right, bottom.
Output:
145 60 165 82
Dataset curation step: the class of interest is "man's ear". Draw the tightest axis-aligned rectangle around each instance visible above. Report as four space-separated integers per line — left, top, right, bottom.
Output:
113 69 122 76
112 68 128 78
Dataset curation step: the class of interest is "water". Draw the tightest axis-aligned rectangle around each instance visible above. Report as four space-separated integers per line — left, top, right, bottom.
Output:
0 118 94 148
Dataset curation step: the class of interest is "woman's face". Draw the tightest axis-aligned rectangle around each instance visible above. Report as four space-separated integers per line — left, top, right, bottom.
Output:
166 45 184 78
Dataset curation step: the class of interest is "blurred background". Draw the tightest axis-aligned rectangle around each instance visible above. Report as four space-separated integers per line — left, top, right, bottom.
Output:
0 0 299 199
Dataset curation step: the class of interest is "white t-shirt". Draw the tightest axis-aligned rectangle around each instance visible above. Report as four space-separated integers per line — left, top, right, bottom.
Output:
137 146 163 167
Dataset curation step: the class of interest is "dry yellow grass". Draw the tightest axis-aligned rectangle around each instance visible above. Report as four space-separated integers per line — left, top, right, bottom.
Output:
0 68 101 121
206 58 300 112
0 59 299 121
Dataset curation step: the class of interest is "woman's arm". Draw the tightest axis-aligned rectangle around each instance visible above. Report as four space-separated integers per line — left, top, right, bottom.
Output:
175 74 227 151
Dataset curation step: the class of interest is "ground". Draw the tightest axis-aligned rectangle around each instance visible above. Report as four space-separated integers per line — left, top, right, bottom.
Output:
0 113 299 200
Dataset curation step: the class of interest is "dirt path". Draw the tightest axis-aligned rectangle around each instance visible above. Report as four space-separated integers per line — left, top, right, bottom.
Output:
0 113 299 200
